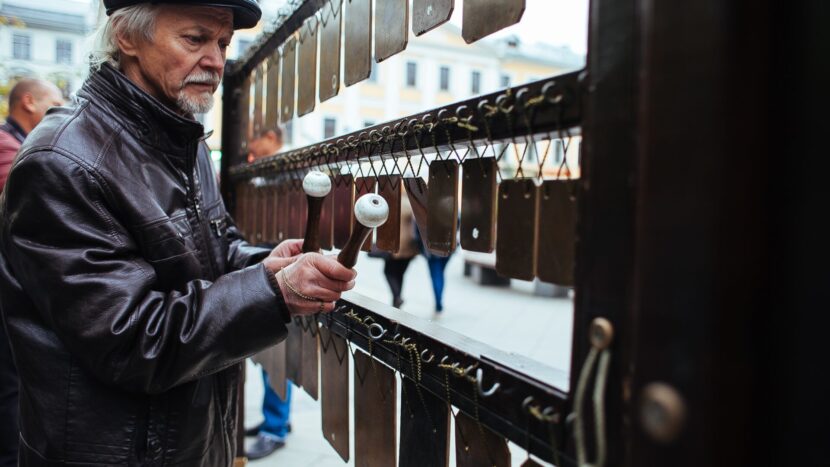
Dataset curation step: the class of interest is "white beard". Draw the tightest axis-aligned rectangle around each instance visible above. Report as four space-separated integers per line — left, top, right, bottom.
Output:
176 90 214 115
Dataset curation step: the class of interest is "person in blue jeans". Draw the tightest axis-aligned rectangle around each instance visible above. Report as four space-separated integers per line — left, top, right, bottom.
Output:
415 225 453 313
246 369 292 459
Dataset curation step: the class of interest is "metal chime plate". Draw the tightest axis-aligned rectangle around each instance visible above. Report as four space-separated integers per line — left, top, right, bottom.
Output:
344 0 372 86
253 64 264 135
298 182 309 239
285 319 304 388
238 74 251 158
276 181 288 242
427 160 459 256
354 177 377 251
399 377 450 467
375 0 408 62
320 327 350 462
537 180 577 286
319 0 343 103
286 182 300 240
300 318 319 400
496 179 539 280
297 18 318 117
376 175 402 252
403 177 429 250
265 53 280 134
280 36 296 123
354 350 397 467
265 185 277 243
333 175 355 248
412 0 454 36
251 341 288 402
253 186 264 243
455 411 511 467
462 0 526 44
319 189 335 250
460 158 498 252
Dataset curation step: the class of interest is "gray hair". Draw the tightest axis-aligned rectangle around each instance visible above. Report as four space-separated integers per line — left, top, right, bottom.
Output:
89 4 159 72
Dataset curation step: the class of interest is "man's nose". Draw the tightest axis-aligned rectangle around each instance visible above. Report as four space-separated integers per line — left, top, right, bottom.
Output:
200 44 225 73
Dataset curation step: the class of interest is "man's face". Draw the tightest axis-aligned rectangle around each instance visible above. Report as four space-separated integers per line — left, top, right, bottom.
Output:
29 86 64 125
124 5 233 115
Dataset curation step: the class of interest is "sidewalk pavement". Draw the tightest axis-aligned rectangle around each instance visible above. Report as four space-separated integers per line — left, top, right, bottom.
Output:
245 251 572 466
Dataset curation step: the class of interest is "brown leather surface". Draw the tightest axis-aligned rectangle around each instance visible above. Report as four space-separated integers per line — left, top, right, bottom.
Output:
412 0 454 36
344 0 372 86
354 350 397 467
460 158 497 252
376 176 402 252
454 411 511 467
399 377 450 467
403 177 429 246
333 175 354 248
319 0 342 103
320 328 350 461
462 0 525 44
537 180 577 286
496 179 539 280
253 63 264 134
375 0 408 62
280 37 296 123
300 318 319 400
285 319 304 388
297 19 318 117
427 160 459 255
354 177 377 252
264 53 279 134
251 341 288 401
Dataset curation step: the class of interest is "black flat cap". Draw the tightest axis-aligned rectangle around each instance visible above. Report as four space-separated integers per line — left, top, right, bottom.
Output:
104 0 262 29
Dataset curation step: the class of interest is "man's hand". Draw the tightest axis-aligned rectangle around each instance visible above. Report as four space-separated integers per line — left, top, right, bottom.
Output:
275 253 356 316
261 239 304 273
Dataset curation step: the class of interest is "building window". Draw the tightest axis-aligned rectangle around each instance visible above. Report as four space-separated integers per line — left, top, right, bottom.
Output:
13 34 31 60
500 74 511 88
56 39 72 65
368 61 379 83
324 118 337 139
405 61 417 88
439 66 450 91
471 71 482 94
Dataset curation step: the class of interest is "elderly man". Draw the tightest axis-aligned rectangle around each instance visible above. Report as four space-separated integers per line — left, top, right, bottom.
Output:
0 78 63 467
0 0 355 465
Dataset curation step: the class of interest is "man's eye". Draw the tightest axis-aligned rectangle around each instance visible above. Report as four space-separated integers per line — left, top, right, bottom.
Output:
185 35 205 44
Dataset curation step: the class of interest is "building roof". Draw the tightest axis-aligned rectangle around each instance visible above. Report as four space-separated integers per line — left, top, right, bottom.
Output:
491 35 584 70
0 4 92 34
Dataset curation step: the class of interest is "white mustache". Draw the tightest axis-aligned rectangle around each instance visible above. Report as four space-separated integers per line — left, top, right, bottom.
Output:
183 71 220 88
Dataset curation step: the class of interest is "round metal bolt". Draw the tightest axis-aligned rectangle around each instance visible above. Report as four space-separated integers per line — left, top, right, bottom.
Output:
589 317 614 349
640 382 686 443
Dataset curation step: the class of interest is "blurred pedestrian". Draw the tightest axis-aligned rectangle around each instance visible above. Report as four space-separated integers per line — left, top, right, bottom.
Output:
0 78 63 467
245 125 293 460
415 222 454 313
383 194 418 308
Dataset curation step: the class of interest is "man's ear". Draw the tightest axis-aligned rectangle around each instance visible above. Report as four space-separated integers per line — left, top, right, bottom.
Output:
116 30 142 59
19 92 37 114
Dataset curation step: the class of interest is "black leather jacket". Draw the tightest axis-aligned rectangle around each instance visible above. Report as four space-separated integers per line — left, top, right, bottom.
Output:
0 64 289 466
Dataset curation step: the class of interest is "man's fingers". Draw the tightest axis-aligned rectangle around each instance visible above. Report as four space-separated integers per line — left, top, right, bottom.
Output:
313 254 357 282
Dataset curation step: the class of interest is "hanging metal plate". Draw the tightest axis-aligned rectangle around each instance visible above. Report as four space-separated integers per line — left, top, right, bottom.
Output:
333 175 355 248
376 175 402 252
298 181 309 239
403 177 429 251
319 188 335 250
455 411 511 467
253 186 263 244
235 183 247 237
537 180 577 286
354 350 397 467
354 177 377 251
251 341 288 402
460 158 497 252
320 327 350 462
462 0 525 44
286 182 300 240
297 18 318 117
495 179 539 280
344 0 372 86
375 0 408 62
319 0 343 103
399 377 450 467
300 318 319 400
280 36 297 123
412 0 454 36
285 319 304 388
239 74 251 158
265 52 280 134
427 160 459 256
276 181 288 242
265 186 277 243
253 63 264 135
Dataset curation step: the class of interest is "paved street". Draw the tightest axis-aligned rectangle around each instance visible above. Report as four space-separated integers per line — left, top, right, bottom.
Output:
245 250 573 466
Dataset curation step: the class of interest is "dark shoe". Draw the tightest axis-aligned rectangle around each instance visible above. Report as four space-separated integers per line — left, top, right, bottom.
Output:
244 423 262 437
246 433 285 460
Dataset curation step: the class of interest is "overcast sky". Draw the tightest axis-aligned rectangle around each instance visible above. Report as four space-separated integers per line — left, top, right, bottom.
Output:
75 0 589 54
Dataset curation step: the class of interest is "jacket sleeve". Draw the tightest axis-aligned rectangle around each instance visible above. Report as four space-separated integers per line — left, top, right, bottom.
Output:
2 150 288 394
225 214 271 270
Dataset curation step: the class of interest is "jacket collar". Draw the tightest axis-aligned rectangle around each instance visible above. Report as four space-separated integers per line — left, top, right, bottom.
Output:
79 63 206 156
0 116 27 143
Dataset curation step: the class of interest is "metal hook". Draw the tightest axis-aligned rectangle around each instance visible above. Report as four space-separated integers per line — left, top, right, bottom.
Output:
440 355 459 369
476 368 500 398
420 349 435 363
367 322 386 341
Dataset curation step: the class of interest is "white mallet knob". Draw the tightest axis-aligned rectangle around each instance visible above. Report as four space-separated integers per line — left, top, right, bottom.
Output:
354 194 389 228
302 171 332 198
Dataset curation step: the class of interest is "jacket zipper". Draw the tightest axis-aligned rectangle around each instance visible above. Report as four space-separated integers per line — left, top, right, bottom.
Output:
186 143 218 279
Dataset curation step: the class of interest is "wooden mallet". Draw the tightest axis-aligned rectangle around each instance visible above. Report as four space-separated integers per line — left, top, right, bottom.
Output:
301 171 332 253
337 194 389 268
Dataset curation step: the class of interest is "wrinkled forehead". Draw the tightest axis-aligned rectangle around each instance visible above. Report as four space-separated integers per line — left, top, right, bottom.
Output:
155 4 234 32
